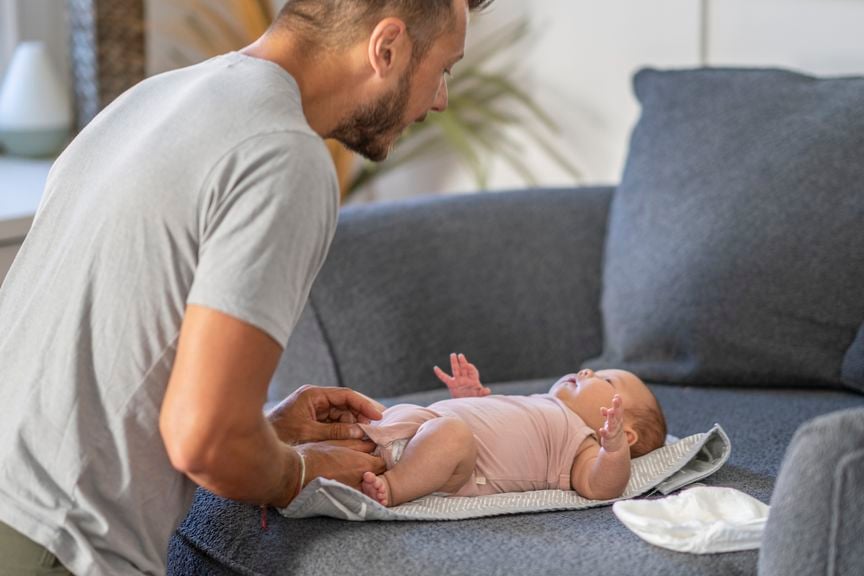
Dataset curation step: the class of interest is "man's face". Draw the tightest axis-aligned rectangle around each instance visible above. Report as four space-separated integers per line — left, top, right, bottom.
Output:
329 63 415 162
332 1 469 161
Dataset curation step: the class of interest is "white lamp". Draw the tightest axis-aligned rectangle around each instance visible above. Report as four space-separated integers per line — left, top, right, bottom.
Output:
0 41 72 157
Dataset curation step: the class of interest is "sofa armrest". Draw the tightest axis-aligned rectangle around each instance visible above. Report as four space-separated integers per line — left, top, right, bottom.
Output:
758 407 864 576
269 186 614 402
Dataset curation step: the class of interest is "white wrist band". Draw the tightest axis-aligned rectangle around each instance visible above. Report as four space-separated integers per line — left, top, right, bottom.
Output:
296 452 306 497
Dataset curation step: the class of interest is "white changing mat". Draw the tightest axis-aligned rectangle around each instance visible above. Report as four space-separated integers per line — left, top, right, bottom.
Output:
278 424 730 521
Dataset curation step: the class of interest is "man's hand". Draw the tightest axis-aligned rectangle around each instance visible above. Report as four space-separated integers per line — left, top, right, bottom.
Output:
433 353 491 398
296 440 386 495
267 385 383 444
598 394 627 452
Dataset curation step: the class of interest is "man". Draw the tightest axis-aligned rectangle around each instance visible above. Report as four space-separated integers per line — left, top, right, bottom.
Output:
0 0 493 574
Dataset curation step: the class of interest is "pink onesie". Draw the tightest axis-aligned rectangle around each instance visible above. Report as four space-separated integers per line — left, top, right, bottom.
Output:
359 394 596 497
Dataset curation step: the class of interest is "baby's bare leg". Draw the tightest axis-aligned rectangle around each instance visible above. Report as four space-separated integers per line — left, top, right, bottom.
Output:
362 416 477 506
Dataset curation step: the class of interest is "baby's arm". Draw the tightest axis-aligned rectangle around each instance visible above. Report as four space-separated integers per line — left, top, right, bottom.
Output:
569 395 631 500
433 353 491 398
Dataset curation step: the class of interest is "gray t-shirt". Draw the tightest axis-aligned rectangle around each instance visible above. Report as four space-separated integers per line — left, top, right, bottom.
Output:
0 52 338 575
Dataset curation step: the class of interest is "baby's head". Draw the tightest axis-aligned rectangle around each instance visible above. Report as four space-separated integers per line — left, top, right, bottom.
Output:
549 368 666 457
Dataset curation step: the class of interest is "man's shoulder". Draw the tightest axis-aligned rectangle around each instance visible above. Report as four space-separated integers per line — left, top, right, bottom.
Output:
138 53 315 143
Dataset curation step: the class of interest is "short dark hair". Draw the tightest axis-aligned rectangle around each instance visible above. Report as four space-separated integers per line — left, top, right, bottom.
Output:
628 397 668 458
271 0 495 62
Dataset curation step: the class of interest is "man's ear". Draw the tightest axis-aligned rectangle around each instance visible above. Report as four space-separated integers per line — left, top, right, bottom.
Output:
367 18 410 78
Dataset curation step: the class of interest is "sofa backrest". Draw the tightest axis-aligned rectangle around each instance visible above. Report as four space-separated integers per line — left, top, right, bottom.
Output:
269 186 613 401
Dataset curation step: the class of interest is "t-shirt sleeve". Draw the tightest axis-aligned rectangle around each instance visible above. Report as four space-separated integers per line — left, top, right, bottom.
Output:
187 131 339 347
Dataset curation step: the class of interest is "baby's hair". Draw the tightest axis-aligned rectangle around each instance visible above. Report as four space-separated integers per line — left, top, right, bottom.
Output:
271 0 494 63
627 396 667 457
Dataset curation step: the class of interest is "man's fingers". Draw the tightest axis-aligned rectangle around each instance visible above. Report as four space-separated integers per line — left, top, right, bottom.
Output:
322 407 358 423
320 439 378 452
328 422 367 441
337 410 357 424
306 387 383 421
369 454 386 475
304 421 366 441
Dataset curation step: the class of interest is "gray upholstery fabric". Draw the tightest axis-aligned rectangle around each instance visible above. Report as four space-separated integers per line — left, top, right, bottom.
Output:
270 187 612 400
842 324 864 389
268 305 340 407
759 407 864 576
588 68 864 391
167 181 864 576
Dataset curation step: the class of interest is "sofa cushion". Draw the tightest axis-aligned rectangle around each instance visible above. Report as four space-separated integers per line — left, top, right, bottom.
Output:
842 324 864 389
278 187 611 399
587 67 864 391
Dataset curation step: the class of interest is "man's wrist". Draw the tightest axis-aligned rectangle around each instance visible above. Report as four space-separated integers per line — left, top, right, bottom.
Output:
272 447 307 508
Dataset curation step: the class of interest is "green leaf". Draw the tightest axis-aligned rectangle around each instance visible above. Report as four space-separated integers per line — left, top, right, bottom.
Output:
346 16 581 197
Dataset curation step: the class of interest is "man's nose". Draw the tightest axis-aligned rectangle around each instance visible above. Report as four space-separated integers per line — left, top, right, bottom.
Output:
431 79 449 113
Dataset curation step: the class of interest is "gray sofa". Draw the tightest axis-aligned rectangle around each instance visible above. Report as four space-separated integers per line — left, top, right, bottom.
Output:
168 67 864 575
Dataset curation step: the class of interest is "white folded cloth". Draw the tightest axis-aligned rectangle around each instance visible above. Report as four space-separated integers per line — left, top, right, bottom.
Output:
612 486 769 554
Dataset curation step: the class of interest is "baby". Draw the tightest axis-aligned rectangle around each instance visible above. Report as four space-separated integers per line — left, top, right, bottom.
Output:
359 353 667 506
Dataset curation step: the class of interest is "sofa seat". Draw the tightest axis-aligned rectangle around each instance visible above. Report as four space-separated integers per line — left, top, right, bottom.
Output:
168 380 863 576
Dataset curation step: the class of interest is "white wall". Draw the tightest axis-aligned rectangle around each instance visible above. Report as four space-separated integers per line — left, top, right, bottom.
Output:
708 0 864 75
357 0 864 203
5 0 864 203
0 0 18 76
358 0 703 201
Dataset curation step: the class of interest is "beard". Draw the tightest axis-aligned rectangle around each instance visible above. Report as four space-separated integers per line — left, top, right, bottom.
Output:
329 68 414 162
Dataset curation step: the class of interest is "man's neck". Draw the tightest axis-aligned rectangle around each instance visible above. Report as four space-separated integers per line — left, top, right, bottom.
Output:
240 33 368 138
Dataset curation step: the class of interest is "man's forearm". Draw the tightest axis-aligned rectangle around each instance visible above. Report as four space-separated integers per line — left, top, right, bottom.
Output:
179 416 302 508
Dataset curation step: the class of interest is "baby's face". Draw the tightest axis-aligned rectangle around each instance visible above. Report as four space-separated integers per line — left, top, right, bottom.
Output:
549 369 654 433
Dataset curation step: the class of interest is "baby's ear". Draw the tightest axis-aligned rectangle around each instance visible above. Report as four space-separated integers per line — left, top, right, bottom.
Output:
624 426 638 447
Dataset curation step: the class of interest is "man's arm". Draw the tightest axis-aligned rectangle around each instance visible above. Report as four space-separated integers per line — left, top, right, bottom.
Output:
159 305 384 507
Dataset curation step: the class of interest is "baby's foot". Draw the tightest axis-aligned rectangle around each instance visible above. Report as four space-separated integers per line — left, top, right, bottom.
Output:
361 471 392 506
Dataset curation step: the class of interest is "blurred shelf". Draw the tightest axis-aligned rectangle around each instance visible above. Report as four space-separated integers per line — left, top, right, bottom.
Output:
0 155 52 244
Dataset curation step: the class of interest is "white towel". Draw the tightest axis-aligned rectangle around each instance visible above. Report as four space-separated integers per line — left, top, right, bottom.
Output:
612 485 769 554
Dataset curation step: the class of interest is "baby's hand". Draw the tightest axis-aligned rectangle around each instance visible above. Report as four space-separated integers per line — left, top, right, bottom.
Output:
434 353 491 398
598 394 627 453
